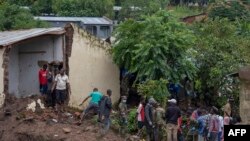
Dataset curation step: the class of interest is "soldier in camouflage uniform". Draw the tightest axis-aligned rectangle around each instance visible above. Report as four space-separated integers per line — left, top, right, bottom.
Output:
153 103 166 141
119 96 128 136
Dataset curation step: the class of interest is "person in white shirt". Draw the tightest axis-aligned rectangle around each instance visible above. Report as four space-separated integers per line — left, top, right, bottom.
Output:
218 115 224 141
51 69 71 113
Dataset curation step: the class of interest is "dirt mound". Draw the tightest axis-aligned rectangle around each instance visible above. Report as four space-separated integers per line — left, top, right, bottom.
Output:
0 95 123 141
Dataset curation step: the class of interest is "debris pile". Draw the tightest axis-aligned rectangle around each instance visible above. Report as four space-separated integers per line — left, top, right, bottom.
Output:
0 95 124 141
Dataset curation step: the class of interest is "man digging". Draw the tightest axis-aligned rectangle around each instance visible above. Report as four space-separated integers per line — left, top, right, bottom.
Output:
78 88 103 123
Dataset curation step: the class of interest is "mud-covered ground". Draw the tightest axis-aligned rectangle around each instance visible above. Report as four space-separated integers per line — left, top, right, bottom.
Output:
0 95 124 141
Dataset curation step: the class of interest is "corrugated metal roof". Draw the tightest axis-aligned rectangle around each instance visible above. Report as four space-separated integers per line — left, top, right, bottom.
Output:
35 16 113 25
0 27 65 47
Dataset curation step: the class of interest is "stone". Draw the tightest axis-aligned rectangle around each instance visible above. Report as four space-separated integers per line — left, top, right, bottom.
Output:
74 112 81 118
64 112 72 117
84 126 94 132
129 135 140 141
62 128 71 134
26 101 36 112
52 119 58 123
4 109 11 116
37 99 45 109
23 116 34 122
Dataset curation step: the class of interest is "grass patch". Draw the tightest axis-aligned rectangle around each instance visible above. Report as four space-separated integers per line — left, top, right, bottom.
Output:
167 6 204 18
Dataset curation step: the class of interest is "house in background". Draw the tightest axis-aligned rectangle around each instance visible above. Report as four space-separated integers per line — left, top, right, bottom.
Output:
35 16 113 39
0 24 120 108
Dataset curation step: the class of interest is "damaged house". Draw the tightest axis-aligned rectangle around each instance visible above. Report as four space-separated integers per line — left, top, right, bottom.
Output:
0 24 120 108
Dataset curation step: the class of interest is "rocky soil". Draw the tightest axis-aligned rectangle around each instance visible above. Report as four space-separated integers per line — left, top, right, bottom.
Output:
0 95 124 141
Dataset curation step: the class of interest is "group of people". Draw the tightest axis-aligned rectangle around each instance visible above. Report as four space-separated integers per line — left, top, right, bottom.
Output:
39 64 241 141
39 64 114 134
135 97 181 141
39 64 71 113
133 97 238 141
176 98 240 141
188 99 240 141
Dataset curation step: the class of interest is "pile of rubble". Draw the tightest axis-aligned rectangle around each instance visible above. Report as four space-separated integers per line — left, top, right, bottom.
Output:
0 95 123 141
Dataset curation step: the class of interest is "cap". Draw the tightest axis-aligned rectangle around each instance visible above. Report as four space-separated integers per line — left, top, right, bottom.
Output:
168 99 177 104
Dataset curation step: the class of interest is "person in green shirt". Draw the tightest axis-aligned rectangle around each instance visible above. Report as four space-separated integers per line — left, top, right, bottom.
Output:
79 88 103 121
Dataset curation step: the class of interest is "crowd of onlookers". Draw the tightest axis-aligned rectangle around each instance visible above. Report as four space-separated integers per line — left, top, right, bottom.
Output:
132 97 240 141
38 64 241 140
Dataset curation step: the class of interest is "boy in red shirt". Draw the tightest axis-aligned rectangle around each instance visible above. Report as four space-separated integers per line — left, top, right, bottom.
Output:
39 64 49 96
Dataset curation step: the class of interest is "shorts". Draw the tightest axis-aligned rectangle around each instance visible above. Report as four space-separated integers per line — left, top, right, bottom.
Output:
56 89 66 104
40 84 48 94
138 121 144 129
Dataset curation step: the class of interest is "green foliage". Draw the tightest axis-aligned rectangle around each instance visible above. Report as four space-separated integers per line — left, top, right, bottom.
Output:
127 108 137 133
137 79 169 106
4 0 34 6
31 0 53 15
0 2 48 31
236 20 250 36
110 114 120 131
113 10 197 82
118 0 169 21
192 18 249 105
168 6 203 19
5 0 115 17
209 1 250 21
52 0 114 18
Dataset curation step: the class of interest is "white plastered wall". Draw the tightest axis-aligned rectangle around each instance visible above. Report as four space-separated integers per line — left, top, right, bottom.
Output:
0 48 5 108
69 25 120 108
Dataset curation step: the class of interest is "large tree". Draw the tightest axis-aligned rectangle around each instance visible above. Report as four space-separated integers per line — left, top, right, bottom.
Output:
31 0 53 15
192 18 250 106
113 10 197 83
52 0 114 17
0 2 48 31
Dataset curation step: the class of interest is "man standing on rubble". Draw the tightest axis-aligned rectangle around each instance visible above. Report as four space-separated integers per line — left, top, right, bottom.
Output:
99 89 112 135
79 88 103 121
51 69 71 113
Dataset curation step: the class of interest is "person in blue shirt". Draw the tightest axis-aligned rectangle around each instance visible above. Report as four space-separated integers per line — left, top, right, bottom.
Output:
79 88 103 121
197 110 206 141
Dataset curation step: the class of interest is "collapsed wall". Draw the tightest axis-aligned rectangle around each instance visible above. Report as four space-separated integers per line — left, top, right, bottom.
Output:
68 24 120 108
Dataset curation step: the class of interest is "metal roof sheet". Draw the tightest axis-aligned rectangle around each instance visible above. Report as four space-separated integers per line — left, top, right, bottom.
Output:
0 27 65 47
35 16 113 25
